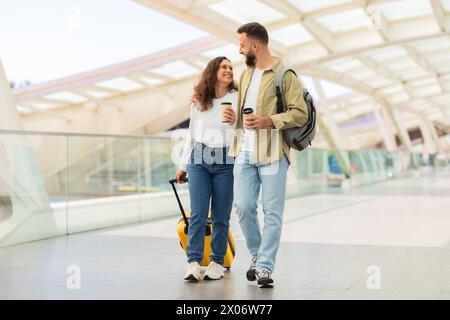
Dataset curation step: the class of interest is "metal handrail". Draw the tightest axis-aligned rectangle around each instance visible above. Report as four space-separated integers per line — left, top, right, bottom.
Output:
0 129 169 140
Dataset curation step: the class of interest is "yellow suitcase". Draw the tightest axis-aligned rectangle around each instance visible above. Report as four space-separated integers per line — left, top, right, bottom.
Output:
169 178 236 269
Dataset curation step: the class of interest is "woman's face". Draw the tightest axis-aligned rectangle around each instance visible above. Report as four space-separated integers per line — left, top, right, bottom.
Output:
216 59 233 86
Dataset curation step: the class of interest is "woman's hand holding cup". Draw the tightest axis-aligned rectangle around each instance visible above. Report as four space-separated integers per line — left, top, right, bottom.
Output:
221 102 235 125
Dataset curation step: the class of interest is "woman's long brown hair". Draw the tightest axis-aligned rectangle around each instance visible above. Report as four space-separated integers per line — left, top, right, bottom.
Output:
193 57 238 112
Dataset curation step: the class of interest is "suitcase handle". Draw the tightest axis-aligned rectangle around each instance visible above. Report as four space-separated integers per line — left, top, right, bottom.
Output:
169 178 189 226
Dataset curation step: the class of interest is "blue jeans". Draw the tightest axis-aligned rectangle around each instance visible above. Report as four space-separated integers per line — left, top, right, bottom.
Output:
233 151 289 273
186 143 234 265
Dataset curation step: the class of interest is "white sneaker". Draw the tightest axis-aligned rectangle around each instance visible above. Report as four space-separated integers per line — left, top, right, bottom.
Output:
204 261 224 280
184 262 200 281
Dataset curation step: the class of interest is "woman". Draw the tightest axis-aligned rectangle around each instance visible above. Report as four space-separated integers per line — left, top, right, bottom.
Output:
175 56 237 281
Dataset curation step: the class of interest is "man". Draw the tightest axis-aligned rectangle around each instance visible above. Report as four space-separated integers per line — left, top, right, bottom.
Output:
227 22 308 288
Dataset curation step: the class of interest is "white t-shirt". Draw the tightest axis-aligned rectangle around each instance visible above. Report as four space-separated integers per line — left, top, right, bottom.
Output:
179 91 238 171
241 68 264 152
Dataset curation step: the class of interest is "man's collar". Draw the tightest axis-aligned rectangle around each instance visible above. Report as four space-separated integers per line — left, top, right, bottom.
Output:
268 57 283 72
247 57 283 73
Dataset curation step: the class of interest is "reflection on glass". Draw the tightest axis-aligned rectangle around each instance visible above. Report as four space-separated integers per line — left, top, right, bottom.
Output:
0 130 448 246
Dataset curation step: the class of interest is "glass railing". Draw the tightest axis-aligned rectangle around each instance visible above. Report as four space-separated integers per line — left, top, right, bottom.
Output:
0 129 449 246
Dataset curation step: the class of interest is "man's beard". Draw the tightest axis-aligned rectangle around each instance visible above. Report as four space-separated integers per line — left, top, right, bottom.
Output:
245 51 256 66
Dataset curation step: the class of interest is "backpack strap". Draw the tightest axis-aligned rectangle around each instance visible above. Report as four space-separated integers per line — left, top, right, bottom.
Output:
274 67 297 114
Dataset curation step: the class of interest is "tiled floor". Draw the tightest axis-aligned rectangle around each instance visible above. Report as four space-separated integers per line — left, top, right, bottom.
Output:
1 172 449 299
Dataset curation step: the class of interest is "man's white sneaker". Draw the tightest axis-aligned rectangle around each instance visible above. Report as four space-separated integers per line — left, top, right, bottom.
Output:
184 262 200 281
204 261 224 280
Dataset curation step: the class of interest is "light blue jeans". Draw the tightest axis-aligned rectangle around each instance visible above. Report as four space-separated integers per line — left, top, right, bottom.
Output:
233 151 289 273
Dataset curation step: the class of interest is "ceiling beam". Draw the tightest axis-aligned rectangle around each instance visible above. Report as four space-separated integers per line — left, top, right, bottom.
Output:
259 0 335 53
13 35 225 101
402 44 445 93
288 31 450 71
430 0 450 32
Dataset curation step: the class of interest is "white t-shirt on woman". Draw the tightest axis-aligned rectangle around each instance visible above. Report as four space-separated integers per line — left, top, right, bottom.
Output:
179 91 238 171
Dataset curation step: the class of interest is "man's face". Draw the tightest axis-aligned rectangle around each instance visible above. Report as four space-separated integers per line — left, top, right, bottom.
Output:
239 33 256 67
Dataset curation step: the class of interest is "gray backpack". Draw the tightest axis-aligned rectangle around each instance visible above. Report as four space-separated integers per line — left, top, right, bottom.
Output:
274 68 317 151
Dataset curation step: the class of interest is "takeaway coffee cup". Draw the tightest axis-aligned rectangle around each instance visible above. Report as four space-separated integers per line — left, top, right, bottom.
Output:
221 102 233 123
243 107 254 128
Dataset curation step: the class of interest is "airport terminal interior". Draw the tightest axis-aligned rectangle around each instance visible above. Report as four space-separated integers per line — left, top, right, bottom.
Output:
1 0 450 299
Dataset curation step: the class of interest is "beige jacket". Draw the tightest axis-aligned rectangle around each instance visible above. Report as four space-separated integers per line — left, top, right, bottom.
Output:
228 57 309 165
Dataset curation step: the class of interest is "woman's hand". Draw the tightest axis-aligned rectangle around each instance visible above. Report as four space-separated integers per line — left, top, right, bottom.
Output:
222 107 236 125
175 170 187 184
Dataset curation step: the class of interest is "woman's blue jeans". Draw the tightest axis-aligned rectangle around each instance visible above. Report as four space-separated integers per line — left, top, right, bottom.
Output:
186 143 234 265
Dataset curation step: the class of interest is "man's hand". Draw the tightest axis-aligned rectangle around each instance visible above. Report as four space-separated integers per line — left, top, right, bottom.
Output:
244 115 274 129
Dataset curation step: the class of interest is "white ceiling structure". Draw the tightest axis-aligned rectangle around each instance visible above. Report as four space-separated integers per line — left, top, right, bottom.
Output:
12 0 450 151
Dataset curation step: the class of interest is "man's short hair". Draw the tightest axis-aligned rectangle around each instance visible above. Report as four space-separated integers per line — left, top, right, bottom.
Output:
237 22 269 45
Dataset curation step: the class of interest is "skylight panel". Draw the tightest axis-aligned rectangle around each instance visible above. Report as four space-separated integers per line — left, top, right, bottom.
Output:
84 90 113 99
415 84 442 97
96 77 144 92
201 44 241 62
320 79 352 98
270 24 314 47
388 92 410 104
412 38 450 54
432 92 450 103
349 96 370 105
148 60 199 80
31 103 62 110
367 77 392 88
333 111 350 123
410 77 437 87
17 105 32 113
399 68 428 81
351 69 377 80
385 60 417 72
329 59 364 73
286 0 353 13
426 52 450 64
436 64 450 73
347 104 372 116
375 0 432 22
381 85 404 95
325 104 337 110
139 77 166 86
315 9 370 34
44 91 87 104
209 0 285 25
366 47 408 62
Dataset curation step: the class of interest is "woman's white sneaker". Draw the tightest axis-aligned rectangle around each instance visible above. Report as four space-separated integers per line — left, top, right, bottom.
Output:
184 262 201 281
204 261 224 280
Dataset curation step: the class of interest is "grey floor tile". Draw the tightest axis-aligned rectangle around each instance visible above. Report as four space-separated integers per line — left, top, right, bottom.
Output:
1 172 450 299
